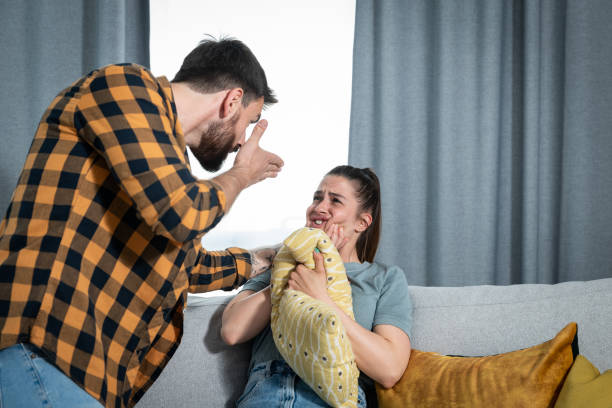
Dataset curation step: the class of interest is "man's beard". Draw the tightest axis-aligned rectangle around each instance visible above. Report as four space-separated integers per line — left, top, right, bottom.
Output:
190 114 239 172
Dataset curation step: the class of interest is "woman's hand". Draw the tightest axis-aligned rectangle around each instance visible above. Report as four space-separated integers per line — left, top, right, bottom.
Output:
323 222 349 252
287 251 332 304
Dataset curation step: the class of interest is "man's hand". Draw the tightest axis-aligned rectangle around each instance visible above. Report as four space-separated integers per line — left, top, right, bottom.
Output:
212 119 283 211
249 245 279 278
232 120 284 188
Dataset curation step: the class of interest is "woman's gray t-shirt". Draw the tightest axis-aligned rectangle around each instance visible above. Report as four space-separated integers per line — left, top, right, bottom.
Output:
240 261 413 370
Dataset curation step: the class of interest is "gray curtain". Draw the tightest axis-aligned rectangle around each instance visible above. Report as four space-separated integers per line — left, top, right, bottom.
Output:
0 0 149 216
349 0 612 286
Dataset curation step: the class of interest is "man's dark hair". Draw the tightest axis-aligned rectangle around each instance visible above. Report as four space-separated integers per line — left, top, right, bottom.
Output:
172 36 277 107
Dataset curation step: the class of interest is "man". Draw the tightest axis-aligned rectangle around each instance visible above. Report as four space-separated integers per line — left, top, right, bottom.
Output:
0 38 283 407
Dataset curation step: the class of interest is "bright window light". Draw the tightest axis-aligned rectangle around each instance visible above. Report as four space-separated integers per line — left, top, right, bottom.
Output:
150 1 355 293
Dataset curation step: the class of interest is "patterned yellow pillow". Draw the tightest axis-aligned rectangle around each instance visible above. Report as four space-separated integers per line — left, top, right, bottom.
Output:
271 227 359 407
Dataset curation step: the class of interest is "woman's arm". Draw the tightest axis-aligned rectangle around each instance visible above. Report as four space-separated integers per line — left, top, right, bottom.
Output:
334 311 411 389
288 252 411 388
220 286 272 345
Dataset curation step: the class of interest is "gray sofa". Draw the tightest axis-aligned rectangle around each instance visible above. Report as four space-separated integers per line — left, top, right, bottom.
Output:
137 278 612 407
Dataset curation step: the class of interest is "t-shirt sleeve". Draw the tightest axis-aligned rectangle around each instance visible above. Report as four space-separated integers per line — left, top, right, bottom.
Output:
240 268 272 293
373 266 413 338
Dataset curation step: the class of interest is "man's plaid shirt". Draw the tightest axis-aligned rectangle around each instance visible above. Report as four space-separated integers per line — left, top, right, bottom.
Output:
0 64 251 407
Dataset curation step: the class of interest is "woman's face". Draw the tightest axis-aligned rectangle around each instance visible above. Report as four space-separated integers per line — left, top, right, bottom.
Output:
305 175 367 242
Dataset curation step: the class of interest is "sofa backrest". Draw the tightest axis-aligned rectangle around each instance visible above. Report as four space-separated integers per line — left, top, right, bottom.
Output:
408 278 612 371
136 278 612 407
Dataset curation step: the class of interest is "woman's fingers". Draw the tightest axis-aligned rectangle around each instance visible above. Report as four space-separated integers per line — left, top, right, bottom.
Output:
323 221 332 237
324 222 346 250
313 251 326 274
336 226 346 249
288 271 301 290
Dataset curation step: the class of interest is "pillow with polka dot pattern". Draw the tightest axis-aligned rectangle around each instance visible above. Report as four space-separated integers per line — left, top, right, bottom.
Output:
270 227 359 408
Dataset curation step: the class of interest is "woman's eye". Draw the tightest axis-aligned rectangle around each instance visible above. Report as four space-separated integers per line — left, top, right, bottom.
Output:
332 198 342 204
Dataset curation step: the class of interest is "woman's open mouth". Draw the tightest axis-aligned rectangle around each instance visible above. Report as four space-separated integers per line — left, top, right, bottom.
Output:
309 218 327 229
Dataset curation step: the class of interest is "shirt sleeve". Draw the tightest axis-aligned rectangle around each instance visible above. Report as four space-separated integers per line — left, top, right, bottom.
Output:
373 265 413 338
188 242 252 292
74 64 226 244
240 268 271 293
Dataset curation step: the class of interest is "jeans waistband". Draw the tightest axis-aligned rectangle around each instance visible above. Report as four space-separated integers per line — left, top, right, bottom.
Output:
253 359 294 376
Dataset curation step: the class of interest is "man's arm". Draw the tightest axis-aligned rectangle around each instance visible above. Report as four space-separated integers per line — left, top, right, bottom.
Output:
76 65 227 243
75 65 282 244
187 244 278 292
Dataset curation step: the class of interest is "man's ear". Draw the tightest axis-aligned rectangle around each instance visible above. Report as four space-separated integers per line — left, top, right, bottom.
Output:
220 88 244 119
356 212 372 233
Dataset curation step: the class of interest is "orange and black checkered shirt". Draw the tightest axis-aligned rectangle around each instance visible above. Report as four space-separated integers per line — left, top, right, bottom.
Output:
0 64 251 407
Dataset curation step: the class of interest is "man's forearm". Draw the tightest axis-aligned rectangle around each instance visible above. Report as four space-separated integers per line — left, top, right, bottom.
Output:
211 168 250 212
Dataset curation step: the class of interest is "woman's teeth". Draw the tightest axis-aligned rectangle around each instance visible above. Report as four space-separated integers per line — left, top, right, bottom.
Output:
314 220 323 225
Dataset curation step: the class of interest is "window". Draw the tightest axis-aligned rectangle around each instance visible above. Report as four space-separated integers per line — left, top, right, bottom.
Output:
150 1 355 288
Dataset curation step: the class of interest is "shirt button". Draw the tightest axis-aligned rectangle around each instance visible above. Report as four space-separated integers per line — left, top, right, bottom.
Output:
30 353 36 359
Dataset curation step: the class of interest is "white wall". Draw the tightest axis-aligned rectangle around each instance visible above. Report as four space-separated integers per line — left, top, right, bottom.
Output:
150 1 355 252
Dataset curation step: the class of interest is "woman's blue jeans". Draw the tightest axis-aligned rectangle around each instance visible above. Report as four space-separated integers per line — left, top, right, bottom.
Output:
0 343 101 407
236 360 367 408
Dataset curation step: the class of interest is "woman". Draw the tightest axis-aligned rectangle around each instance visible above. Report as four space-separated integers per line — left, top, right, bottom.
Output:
221 166 413 407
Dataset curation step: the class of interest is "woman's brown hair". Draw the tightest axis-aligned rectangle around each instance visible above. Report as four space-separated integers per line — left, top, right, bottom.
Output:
326 166 381 263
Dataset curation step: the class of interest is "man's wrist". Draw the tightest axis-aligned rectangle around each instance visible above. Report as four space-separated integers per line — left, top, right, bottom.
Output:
210 168 251 211
224 167 250 191
249 246 279 278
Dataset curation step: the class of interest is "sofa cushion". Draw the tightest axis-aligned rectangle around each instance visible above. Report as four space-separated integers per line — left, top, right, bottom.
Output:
554 354 612 408
376 322 578 408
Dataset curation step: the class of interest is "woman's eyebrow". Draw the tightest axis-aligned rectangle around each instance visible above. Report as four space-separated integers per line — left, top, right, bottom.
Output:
314 190 345 200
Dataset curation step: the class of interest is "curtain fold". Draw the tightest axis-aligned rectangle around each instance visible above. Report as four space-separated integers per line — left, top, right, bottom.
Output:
350 0 612 285
0 0 149 216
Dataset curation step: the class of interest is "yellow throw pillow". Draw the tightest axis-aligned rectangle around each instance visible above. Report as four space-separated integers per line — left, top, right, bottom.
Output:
271 227 359 408
554 354 612 408
376 322 578 408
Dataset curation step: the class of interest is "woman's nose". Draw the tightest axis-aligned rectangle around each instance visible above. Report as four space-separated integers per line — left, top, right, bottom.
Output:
314 200 329 213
